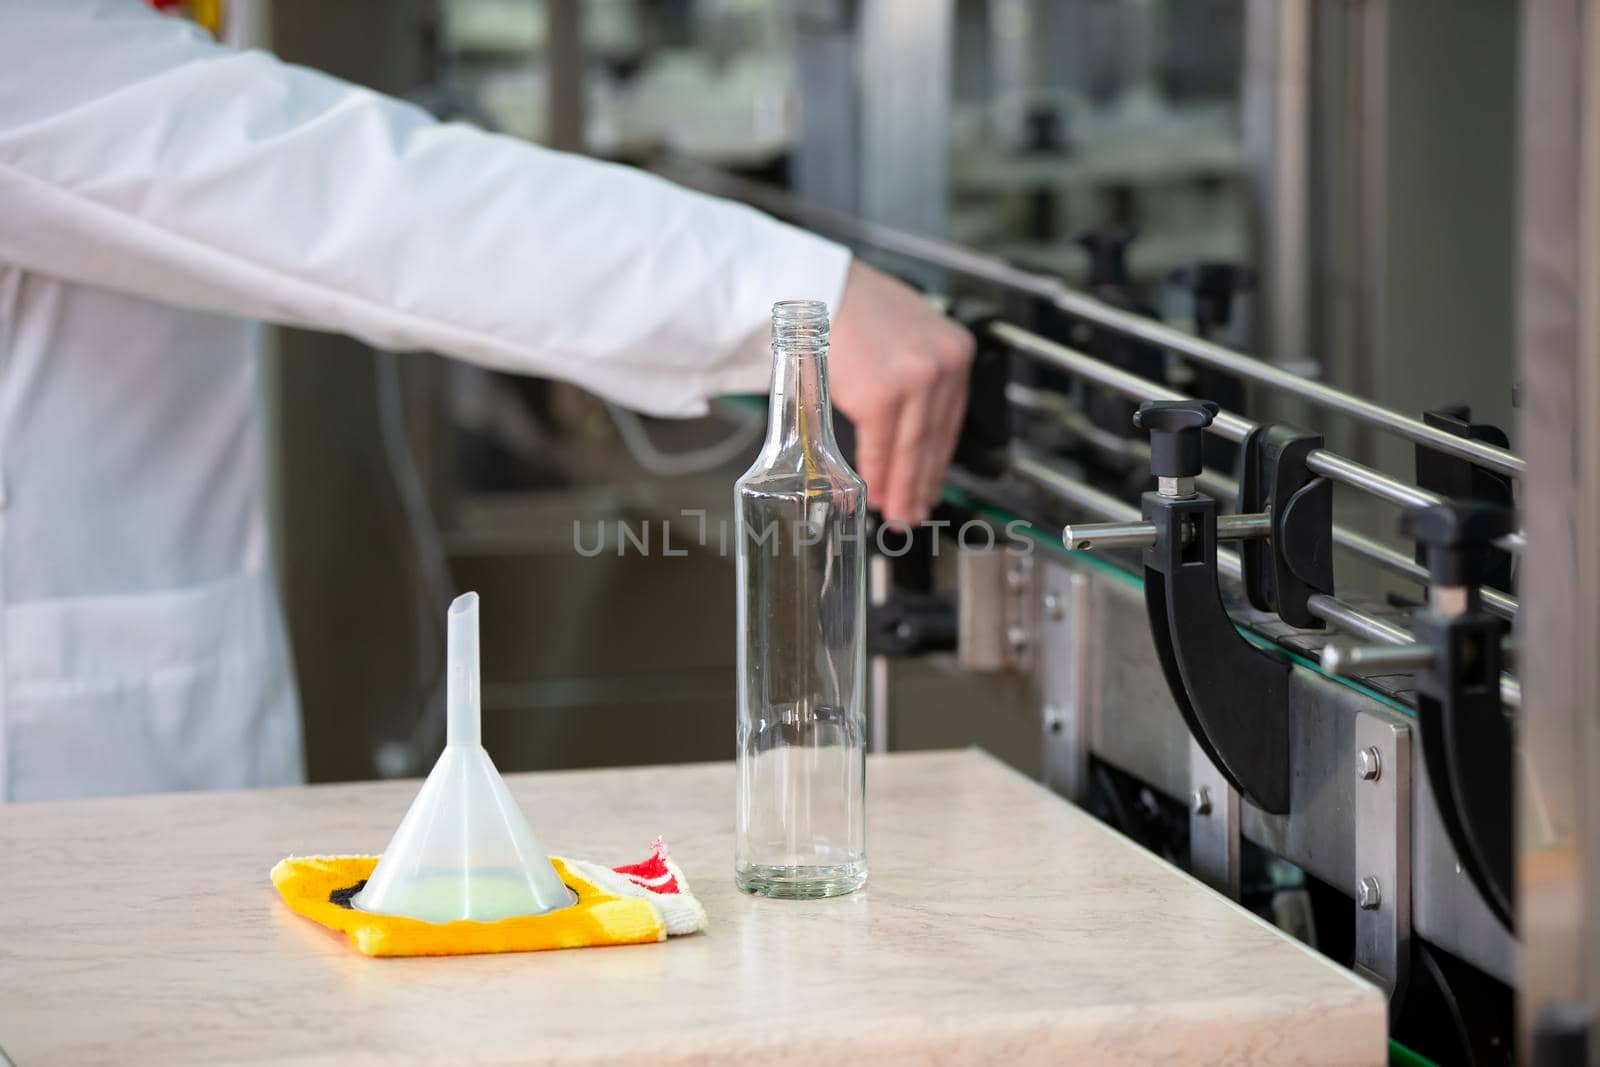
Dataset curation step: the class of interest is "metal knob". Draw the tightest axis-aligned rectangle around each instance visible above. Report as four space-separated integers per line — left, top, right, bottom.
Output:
1132 400 1219 480
1400 501 1516 588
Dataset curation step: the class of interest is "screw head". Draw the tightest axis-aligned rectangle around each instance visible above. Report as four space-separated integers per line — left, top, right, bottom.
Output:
1357 746 1382 781
1357 876 1382 910
1043 705 1064 734
1190 786 1213 816
1007 624 1029 650
1005 566 1027 590
1042 592 1064 621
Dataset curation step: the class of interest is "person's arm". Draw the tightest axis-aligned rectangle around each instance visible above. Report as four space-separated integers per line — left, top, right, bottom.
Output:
0 0 845 416
0 0 970 521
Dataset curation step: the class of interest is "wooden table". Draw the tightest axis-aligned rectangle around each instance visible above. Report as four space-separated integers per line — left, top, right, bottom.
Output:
0 750 1383 1065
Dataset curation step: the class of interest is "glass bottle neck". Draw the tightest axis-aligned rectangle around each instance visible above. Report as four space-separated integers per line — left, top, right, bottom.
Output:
764 341 838 456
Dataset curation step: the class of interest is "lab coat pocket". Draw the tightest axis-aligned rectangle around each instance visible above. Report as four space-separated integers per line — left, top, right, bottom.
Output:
3 570 303 801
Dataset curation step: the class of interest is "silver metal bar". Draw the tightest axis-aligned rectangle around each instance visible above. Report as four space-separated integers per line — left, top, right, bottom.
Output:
994 324 1527 551
1223 513 1276 540
668 162 1526 479
1062 513 1272 551
1331 528 1518 621
1303 450 1437 510
1321 643 1440 676
1008 452 1141 524
1051 289 1524 479
1306 593 1415 646
1061 520 1159 551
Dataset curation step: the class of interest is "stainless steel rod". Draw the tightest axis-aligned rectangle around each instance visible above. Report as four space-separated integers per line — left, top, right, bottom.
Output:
1306 593 1416 645
1062 512 1272 551
670 162 1526 479
1061 520 1160 551
1303 451 1436 510
1008 453 1140 524
1219 513 1274 540
1332 527 1518 620
1051 287 1527 479
994 323 1527 551
1321 643 1440 675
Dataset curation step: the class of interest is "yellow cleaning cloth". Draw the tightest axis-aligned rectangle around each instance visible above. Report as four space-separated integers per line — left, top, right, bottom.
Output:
271 838 705 958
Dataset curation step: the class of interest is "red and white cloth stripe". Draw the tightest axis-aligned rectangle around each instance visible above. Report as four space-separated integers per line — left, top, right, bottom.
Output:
561 837 707 937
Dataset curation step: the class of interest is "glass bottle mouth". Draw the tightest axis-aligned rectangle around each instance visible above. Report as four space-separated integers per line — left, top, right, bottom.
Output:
772 300 830 347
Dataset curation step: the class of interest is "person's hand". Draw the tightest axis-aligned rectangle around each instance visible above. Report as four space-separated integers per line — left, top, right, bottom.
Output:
827 261 975 524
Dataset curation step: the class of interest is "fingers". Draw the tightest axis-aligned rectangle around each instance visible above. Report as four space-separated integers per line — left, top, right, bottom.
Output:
821 261 976 524
885 375 933 523
868 327 973 524
922 364 965 513
915 328 975 518
853 404 894 519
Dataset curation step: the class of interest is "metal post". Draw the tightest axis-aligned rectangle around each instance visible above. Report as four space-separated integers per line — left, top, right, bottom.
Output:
1353 711 1411 1002
857 0 952 259
1518 0 1600 1057
1038 566 1093 803
1243 0 1314 425
544 0 585 152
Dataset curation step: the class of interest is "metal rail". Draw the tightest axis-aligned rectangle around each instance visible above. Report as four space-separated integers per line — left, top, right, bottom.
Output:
995 323 1526 554
1009 453 1521 709
668 162 1526 479
1007 384 1518 620
1320 643 1440 675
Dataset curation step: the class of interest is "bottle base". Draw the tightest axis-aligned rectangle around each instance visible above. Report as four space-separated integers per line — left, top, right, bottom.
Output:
736 861 867 899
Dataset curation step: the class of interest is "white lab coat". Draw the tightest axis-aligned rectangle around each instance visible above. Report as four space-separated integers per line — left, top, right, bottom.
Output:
0 0 850 801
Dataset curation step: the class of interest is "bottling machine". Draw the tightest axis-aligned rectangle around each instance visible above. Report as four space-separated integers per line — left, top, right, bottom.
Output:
669 10 1597 1037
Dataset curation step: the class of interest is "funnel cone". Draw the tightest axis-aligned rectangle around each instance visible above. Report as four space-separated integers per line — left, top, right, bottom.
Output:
352 593 572 923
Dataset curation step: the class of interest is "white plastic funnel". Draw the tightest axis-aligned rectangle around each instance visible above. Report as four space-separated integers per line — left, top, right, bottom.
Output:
352 592 573 923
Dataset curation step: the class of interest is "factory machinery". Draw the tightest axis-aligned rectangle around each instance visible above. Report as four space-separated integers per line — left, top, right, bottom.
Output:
676 140 1592 1062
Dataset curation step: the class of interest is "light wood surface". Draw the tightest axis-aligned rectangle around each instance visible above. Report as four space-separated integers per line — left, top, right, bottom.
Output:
0 749 1383 1065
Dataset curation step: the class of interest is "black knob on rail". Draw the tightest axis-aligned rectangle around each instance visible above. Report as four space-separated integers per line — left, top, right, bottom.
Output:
1167 262 1255 335
1133 399 1219 479
1400 501 1516 587
1077 230 1137 289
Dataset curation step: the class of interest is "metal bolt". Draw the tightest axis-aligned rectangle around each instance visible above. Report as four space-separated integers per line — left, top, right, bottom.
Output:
1357 876 1382 910
1044 706 1064 734
1005 565 1027 590
1357 746 1382 781
1042 592 1064 621
1190 786 1212 816
1158 475 1197 499
1007 624 1028 650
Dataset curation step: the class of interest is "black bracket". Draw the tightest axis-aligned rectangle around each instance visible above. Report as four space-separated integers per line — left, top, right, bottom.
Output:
1135 400 1292 814
1414 406 1514 592
1404 501 1516 933
867 591 957 658
1238 425 1334 628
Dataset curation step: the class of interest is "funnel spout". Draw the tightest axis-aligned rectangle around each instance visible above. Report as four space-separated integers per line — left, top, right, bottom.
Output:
447 592 482 748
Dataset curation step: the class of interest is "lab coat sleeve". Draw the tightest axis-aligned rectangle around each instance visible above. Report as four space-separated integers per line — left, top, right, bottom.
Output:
0 1 852 417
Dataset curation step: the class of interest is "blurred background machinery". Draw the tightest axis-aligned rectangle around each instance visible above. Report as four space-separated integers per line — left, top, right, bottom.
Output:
259 2 1598 1063
269 0 1517 775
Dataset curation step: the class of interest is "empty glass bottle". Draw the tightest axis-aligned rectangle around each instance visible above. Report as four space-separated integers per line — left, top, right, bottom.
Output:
735 299 867 898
